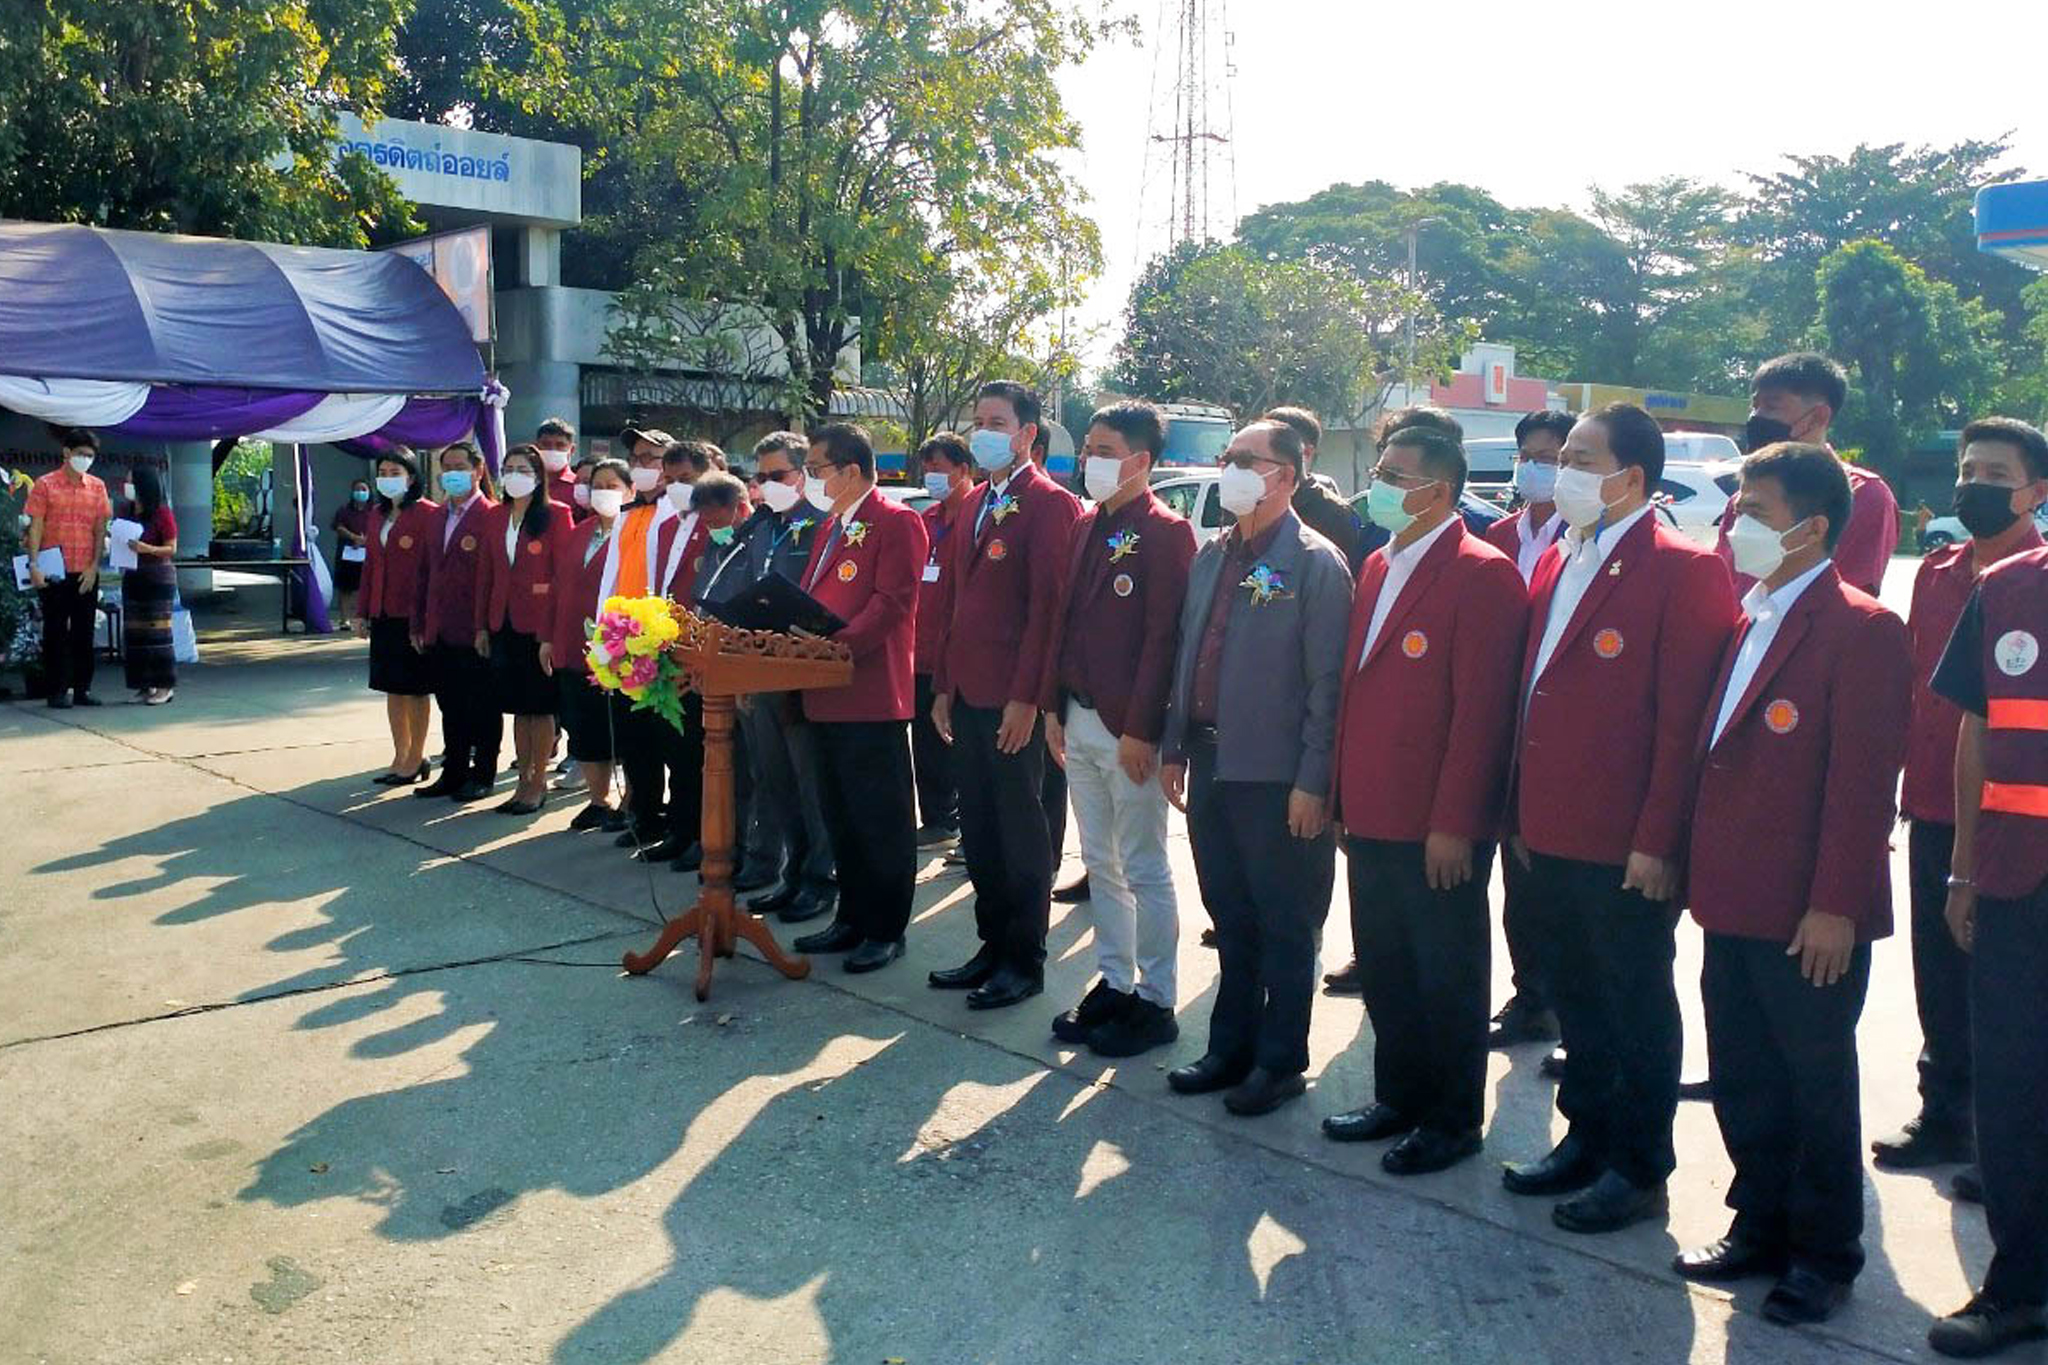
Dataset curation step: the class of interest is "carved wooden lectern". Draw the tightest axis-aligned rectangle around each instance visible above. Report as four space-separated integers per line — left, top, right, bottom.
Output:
620 611 853 1000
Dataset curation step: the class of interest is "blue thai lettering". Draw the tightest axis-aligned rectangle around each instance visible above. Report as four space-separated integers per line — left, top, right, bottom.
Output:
491 154 510 182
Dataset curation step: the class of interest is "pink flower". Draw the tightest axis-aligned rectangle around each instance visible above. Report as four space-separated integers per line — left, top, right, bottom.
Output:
620 654 659 690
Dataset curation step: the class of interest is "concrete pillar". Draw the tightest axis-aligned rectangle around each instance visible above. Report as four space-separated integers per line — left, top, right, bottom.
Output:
499 358 582 450
166 441 215 596
519 227 561 287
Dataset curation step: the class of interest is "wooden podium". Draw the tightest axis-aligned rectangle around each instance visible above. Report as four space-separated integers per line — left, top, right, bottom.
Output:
620 610 853 1000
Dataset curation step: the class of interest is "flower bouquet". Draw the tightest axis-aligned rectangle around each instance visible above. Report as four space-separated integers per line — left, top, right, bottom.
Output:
585 595 688 733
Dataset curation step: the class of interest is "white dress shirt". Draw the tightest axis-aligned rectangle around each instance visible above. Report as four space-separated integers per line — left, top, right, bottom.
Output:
1360 514 1457 663
1527 502 1655 699
1514 508 1564 583
975 466 1020 538
1709 558 1831 746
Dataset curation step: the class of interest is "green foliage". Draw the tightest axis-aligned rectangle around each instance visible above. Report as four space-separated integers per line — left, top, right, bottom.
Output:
213 442 273 537
0 0 418 246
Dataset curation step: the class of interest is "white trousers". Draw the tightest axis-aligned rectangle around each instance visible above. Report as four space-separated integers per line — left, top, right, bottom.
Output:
1062 701 1179 1007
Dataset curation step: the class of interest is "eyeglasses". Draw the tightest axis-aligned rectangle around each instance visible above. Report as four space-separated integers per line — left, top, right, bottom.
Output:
753 467 798 484
1367 464 1435 490
802 461 839 478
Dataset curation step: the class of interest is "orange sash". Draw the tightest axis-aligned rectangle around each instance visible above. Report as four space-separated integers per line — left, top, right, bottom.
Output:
614 505 655 597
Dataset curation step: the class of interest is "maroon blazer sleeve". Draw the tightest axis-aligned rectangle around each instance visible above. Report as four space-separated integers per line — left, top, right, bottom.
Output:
1008 489 1083 707
474 505 501 635
929 495 971 697
1035 518 1089 713
835 502 926 663
1127 516 1197 745
1633 550 1739 859
1429 554 1530 840
1810 608 1912 927
362 518 385 615
413 507 438 634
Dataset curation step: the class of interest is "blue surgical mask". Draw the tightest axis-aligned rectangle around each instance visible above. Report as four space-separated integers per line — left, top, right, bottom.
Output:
924 472 953 500
969 429 1014 471
351 488 370 504
439 469 473 498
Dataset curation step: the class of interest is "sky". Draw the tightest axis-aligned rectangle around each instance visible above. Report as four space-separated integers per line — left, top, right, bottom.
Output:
1052 0 2048 369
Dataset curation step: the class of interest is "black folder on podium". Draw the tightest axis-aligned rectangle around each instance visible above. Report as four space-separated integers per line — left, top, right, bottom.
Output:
699 573 847 638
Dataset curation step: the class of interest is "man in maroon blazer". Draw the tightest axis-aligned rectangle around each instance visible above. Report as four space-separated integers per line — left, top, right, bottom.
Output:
1037 400 1196 1057
1502 402 1738 1234
927 380 1084 1009
781 423 930 972
912 432 975 847
413 440 502 801
1320 426 1528 1173
1673 443 1910 1326
1480 407 1572 1051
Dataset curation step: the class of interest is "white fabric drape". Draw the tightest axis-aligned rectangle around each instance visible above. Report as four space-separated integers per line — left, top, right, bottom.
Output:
252 392 406 443
0 375 150 426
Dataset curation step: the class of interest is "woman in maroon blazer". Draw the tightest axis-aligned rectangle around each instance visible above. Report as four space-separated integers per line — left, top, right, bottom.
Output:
356 449 437 785
412 441 501 802
474 444 572 814
549 458 633 830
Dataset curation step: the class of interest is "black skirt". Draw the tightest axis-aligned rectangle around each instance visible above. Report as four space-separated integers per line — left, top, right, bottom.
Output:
333 555 364 592
368 614 431 695
491 626 557 717
559 669 619 762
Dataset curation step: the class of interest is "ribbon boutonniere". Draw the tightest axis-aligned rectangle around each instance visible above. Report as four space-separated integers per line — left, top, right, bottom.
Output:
843 520 869 546
1607 558 1622 577
1107 528 1140 562
787 515 815 539
990 493 1020 525
1241 562 1292 605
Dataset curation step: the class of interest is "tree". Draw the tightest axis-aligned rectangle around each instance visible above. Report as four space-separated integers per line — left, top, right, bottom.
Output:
0 0 416 246
601 293 807 447
502 0 1108 421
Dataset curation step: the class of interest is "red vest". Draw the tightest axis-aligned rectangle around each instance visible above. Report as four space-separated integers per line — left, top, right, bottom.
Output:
1975 546 2048 899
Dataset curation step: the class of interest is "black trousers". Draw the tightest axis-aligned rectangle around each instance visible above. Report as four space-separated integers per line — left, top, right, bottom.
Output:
1974 879 2048 1306
1500 843 1550 1010
620 694 704 846
1186 738 1335 1074
813 720 916 944
738 693 834 893
1348 836 1493 1134
1525 851 1683 1187
910 673 957 832
1909 819 1972 1124
37 572 99 698
952 698 1052 971
1703 932 1870 1283
430 643 502 783
1042 746 1068 875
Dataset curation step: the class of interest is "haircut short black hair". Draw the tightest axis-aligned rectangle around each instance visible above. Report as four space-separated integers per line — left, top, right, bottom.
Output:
1741 442 1852 551
1263 406 1322 450
1383 427 1467 497
57 426 99 453
500 444 554 537
1586 402 1666 487
1514 409 1576 447
1249 420 1305 478
977 379 1042 432
536 416 576 444
129 462 167 520
662 439 722 475
691 470 748 512
374 448 425 510
812 422 876 478
1960 416 2048 483
918 431 971 468
1752 352 1849 414
752 431 810 462
1089 400 1165 459
589 457 632 488
1375 405 1462 451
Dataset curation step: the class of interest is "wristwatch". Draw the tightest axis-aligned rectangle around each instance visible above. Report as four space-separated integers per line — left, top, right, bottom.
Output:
1947 875 1974 889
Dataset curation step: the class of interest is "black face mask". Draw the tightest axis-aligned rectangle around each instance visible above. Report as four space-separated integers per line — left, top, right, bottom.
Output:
1743 414 1795 453
1954 481 2023 540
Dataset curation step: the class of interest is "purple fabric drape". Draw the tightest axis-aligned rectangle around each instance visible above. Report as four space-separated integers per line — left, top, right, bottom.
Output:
112 385 326 439
334 395 496 470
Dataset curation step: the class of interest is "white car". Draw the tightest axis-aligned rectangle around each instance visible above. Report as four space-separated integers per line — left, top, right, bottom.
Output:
1149 468 1229 545
1922 500 2048 551
1652 461 1740 545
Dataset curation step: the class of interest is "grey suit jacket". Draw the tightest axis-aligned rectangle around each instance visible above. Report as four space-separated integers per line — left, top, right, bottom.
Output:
1161 508 1354 794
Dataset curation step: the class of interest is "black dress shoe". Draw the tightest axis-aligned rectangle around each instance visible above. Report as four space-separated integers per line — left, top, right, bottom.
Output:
454 779 493 802
1503 1134 1600 1196
1539 1045 1568 1079
1929 1294 2048 1357
778 888 836 925
1223 1068 1307 1117
1168 1054 1252 1095
1761 1267 1852 1325
1872 1113 1974 1169
601 807 628 833
1051 979 1133 1043
1677 1074 1714 1102
1322 1102 1414 1144
1322 959 1363 995
1552 1170 1669 1234
374 771 406 786
415 773 464 799
495 798 542 815
1673 1236 1789 1282
733 862 780 893
844 939 905 973
966 967 1043 1011
72 691 102 706
1382 1128 1483 1176
1087 999 1178 1057
794 922 862 954
1951 1166 1984 1204
915 824 958 849
929 945 1000 990
568 803 611 831
1051 872 1092 903
636 837 687 863
1488 995 1560 1047
747 882 799 914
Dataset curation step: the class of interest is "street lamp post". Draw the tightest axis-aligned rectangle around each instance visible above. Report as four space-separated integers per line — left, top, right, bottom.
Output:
1401 216 1443 382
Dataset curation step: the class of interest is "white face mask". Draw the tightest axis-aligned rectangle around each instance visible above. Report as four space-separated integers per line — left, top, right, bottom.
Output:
804 473 835 512
1084 456 1133 503
1514 460 1558 503
68 454 93 475
630 465 661 493
1217 462 1270 517
123 483 137 502
666 481 694 513
1552 465 1619 531
500 471 538 501
759 477 801 514
375 474 407 500
1728 513 1808 580
571 482 592 508
923 472 954 500
589 488 626 520
539 448 570 472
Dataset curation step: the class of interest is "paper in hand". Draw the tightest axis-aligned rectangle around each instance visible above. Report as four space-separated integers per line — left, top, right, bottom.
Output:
108 518 144 571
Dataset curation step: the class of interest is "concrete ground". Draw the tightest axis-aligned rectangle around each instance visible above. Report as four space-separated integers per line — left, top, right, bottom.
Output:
0 562 2021 1365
